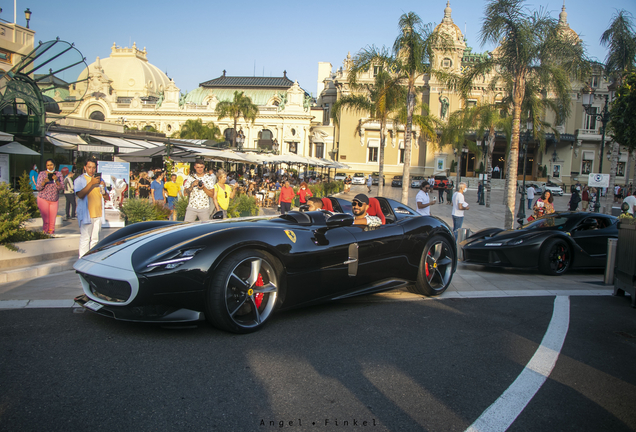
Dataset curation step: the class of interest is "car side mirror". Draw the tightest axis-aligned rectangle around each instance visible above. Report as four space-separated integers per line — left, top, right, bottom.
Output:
326 213 354 228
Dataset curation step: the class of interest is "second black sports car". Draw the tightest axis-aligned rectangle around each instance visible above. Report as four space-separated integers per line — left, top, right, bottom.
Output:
74 197 457 333
459 212 617 275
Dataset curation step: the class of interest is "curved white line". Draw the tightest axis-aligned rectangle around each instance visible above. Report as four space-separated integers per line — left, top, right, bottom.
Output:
465 295 570 432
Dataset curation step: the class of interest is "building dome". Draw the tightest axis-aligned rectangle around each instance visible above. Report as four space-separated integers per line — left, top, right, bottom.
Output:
434 1 465 44
77 42 171 98
557 3 581 43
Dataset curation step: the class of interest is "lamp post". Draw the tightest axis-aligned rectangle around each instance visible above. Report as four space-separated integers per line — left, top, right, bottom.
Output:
236 129 244 151
581 85 611 212
516 119 533 226
478 136 487 205
24 8 31 29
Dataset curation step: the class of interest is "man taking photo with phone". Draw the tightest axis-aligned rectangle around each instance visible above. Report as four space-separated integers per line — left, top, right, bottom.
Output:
416 182 436 216
75 158 109 257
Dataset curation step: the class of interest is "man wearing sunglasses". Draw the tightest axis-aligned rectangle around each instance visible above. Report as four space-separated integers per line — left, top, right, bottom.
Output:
416 182 436 216
352 194 381 228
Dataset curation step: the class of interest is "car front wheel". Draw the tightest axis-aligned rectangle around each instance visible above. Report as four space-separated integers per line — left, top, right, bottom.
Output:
205 250 281 333
539 238 570 275
409 235 455 296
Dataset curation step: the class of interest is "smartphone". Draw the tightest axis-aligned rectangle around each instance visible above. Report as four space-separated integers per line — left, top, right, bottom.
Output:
95 172 102 179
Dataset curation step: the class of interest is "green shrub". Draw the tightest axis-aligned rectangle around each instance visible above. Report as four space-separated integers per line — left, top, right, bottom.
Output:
228 193 259 218
175 196 189 221
120 198 170 224
0 183 49 251
18 171 39 218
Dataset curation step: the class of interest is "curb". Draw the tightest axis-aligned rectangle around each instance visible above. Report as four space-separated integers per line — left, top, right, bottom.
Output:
0 256 77 285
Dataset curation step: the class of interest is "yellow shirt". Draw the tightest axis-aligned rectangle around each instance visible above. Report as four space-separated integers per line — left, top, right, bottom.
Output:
85 174 103 218
215 183 231 210
164 181 180 197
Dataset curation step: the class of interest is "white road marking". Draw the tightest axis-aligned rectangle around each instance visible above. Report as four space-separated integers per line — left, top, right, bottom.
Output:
465 295 570 432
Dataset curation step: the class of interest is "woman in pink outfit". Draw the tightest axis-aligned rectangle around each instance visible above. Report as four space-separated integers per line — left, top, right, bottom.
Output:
36 159 64 234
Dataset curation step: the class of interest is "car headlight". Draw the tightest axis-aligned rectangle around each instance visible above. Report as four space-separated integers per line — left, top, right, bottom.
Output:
147 248 204 269
485 242 503 246
508 239 524 245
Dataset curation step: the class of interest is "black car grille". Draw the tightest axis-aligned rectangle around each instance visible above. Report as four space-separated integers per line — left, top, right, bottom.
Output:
465 249 511 265
80 273 132 303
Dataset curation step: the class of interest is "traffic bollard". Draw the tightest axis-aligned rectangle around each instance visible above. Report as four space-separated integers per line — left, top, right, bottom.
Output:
604 238 618 285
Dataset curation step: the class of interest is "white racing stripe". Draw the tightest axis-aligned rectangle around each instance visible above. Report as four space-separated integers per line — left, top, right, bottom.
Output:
465 296 570 432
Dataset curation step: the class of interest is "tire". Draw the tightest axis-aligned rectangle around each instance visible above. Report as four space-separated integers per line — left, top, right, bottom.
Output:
205 250 281 333
409 235 455 296
539 238 571 275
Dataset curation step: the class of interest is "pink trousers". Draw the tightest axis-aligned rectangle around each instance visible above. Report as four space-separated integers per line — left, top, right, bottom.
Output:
37 197 58 234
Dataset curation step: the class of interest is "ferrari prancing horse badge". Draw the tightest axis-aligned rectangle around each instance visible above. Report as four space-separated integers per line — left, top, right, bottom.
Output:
284 230 296 243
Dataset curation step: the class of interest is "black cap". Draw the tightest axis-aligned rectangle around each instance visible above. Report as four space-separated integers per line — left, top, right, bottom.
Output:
353 194 369 205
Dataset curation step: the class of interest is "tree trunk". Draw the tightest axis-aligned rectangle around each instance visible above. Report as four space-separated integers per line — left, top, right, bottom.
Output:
503 80 524 229
456 150 461 189
400 83 416 205
624 150 634 189
378 120 386 197
486 132 495 208
606 141 620 213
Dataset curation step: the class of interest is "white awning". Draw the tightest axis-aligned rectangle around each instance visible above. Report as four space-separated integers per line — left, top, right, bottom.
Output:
367 139 379 148
399 140 404 149
0 131 14 142
123 139 163 148
78 144 115 153
116 147 146 154
90 135 145 149
46 132 87 149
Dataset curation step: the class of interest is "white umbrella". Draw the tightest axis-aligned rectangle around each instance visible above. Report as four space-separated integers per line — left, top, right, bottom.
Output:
0 141 40 155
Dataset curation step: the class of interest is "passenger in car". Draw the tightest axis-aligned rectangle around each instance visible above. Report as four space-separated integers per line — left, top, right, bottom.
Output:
307 197 334 216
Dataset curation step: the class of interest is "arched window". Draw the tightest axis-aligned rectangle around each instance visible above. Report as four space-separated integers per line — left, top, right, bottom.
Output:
89 111 105 121
257 129 274 150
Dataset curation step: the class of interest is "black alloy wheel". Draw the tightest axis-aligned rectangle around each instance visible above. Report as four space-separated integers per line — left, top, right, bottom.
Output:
410 235 455 296
539 238 571 276
206 250 280 333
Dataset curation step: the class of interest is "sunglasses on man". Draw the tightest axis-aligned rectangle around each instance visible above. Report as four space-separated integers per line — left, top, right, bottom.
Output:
352 200 365 207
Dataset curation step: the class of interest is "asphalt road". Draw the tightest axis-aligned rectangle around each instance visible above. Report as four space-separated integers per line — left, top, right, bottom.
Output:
1 296 635 432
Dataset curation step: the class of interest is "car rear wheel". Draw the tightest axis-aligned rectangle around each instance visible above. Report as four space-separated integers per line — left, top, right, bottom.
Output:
205 250 280 333
539 238 570 275
409 235 455 296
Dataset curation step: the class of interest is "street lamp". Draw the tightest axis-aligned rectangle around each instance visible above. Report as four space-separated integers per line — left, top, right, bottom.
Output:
478 135 487 205
24 8 31 29
581 84 611 212
236 129 244 151
516 118 533 227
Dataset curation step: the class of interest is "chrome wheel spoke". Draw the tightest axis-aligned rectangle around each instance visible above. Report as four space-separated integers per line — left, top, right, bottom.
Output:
437 256 452 267
247 259 262 287
432 243 442 260
228 296 248 317
249 296 262 324
229 272 249 291
253 282 277 294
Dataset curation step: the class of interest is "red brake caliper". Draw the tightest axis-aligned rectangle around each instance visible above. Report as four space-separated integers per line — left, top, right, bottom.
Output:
425 251 431 278
254 273 264 308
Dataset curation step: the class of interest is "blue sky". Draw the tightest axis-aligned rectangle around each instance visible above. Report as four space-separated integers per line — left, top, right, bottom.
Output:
5 0 634 96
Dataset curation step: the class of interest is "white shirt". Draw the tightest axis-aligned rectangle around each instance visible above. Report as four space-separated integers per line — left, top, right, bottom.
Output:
452 191 467 217
623 195 636 215
527 187 535 200
416 190 431 216
428 178 435 186
184 174 215 209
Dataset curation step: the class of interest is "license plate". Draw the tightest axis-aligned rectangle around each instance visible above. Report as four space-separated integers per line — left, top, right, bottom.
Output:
84 300 104 311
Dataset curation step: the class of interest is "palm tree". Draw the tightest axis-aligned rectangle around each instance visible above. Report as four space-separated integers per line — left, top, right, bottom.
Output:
348 12 451 204
331 69 405 196
175 118 222 140
470 103 509 208
601 10 636 211
438 109 478 188
461 0 587 228
215 91 259 149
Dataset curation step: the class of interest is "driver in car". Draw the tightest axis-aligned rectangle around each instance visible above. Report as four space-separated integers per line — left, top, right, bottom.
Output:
352 194 381 228
307 197 334 216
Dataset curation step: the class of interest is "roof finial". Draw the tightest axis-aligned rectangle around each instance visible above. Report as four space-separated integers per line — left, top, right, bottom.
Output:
223 70 226 77
559 1 568 25
284 70 287 78
443 1 452 23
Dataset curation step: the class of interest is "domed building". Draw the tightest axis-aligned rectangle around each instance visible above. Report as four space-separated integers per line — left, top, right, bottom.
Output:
61 43 330 158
